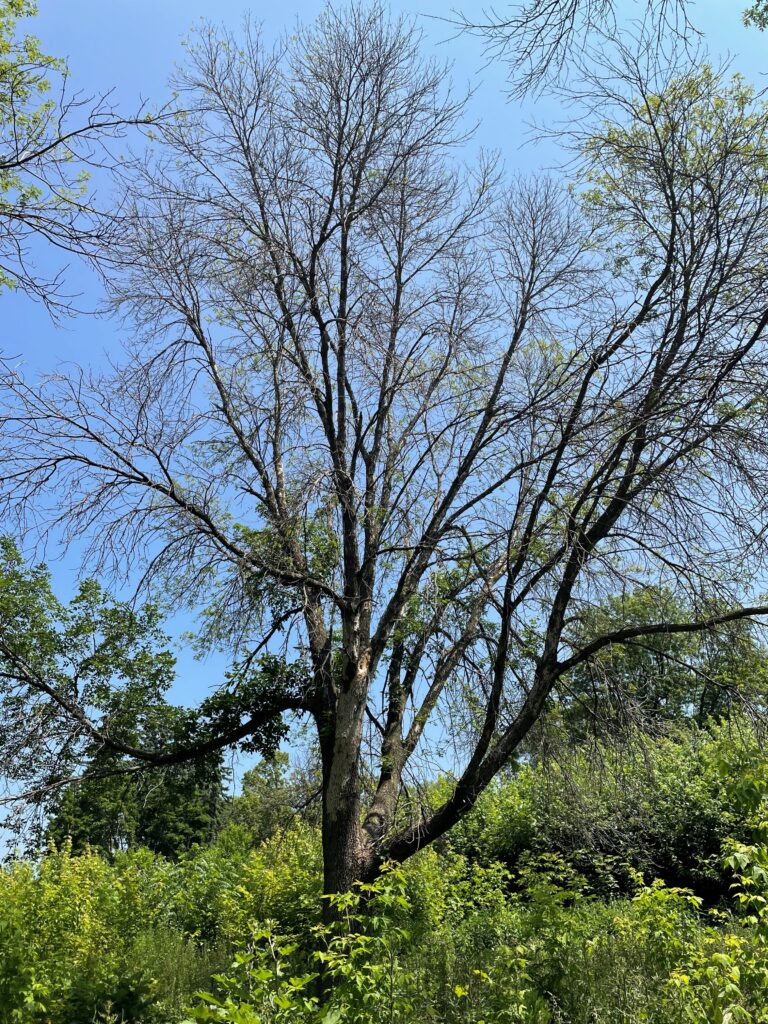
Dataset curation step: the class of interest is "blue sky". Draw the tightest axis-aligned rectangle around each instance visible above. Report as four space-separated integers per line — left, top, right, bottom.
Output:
4 0 767 709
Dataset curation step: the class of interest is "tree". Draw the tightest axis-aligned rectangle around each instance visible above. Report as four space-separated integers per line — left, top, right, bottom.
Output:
0 537 235 855
223 751 321 847
44 716 227 858
452 1 765 98
451 0 694 96
744 1 768 29
0 0 156 313
2 5 768 900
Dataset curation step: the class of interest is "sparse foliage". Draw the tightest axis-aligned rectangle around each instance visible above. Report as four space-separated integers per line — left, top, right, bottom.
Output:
451 0 694 96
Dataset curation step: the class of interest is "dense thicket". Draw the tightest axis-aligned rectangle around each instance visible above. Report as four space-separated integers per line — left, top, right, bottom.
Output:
5 717 768 1023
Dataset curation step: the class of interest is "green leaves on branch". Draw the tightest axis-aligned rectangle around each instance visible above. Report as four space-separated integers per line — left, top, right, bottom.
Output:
744 2 768 29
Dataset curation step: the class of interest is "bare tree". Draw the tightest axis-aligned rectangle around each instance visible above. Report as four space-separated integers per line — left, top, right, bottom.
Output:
450 0 694 96
2 4 768 899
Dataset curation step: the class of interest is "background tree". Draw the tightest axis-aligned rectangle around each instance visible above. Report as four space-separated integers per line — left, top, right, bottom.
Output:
223 750 321 847
2 5 768 900
44 712 227 858
550 587 768 738
0 0 156 313
0 537 248 848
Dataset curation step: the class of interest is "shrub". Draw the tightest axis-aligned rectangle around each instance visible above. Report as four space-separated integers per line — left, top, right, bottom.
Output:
447 719 762 897
0 841 219 1023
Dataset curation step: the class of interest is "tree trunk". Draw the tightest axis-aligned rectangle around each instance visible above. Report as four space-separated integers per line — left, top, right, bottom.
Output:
321 793 366 902
316 681 375 917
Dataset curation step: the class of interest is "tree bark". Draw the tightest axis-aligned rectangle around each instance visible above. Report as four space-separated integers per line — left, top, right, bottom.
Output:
316 678 375 912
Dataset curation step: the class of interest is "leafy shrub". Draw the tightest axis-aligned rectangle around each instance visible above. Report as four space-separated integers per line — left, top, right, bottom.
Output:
187 856 768 1024
8 722 768 1022
169 823 323 943
447 719 762 897
0 841 220 1023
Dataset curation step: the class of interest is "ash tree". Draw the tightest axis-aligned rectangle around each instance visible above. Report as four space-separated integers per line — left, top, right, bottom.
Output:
452 1 764 98
2 4 768 897
452 0 694 96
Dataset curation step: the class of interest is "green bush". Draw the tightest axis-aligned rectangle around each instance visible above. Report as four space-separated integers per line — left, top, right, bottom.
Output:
447 719 762 897
0 841 220 1023
7 721 768 1022
169 823 323 943
187 853 768 1024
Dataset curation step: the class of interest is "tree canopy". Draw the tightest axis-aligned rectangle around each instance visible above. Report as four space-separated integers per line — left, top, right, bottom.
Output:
451 1 767 97
43 717 227 858
554 587 768 737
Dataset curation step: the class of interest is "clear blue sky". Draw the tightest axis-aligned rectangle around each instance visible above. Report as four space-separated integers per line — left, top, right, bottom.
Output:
3 0 766 708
